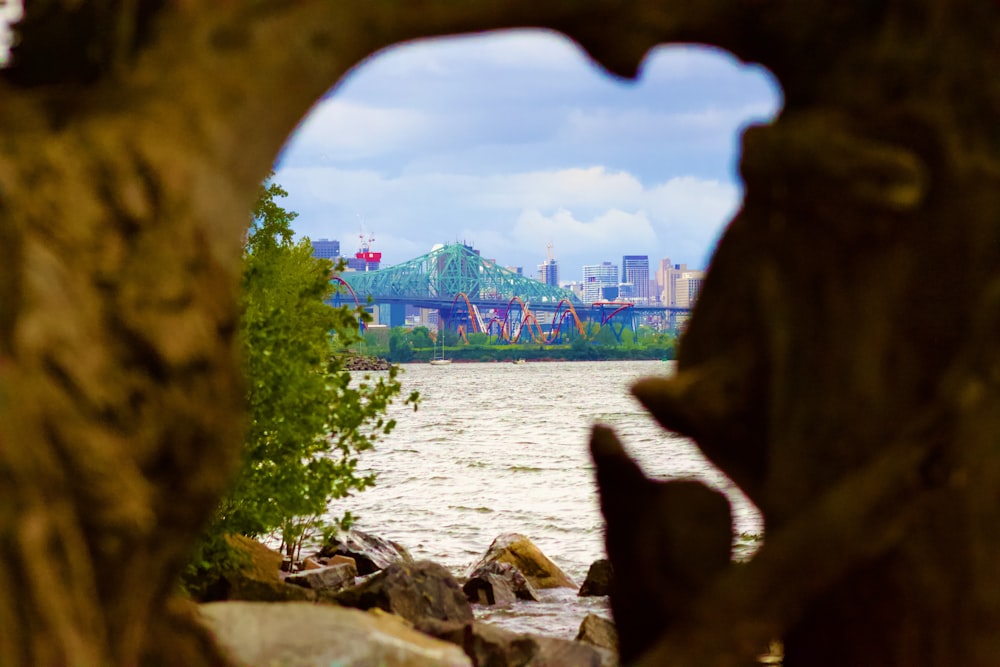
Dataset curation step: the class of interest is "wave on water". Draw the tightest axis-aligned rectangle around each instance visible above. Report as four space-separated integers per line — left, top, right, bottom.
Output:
340 360 763 636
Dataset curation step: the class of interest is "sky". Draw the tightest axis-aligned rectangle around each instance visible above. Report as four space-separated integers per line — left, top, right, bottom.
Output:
274 30 782 283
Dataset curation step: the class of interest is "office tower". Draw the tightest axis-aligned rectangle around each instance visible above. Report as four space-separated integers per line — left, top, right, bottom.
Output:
655 258 705 308
675 270 706 308
312 238 341 261
582 261 618 303
622 255 650 303
655 258 673 304
537 243 559 286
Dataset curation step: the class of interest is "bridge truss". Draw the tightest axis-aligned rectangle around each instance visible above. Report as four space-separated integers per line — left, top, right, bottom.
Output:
340 243 578 306
337 243 686 344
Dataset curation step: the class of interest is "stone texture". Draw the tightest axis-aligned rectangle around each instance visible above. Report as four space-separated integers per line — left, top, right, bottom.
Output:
463 560 539 606
575 614 618 654
420 620 607 667
463 573 517 607
334 560 473 625
208 535 316 603
301 557 324 571
578 559 613 597
200 601 471 667
316 529 413 575
468 624 538 667
285 561 357 592
466 534 575 590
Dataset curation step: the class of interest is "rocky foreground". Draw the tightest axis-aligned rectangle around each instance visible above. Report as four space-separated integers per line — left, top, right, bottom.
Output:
198 530 618 667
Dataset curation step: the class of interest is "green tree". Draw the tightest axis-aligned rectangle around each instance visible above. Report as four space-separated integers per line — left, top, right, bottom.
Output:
441 328 461 346
594 324 621 347
407 325 434 349
467 332 490 346
388 328 414 362
207 179 416 565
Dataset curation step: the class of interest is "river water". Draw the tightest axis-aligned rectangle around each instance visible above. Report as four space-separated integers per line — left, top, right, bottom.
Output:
333 359 762 639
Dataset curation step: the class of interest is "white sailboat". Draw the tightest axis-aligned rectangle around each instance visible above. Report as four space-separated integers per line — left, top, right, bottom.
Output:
430 334 451 365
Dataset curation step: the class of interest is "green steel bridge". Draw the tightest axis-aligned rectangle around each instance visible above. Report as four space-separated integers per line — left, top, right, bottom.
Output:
336 243 689 340
339 243 577 308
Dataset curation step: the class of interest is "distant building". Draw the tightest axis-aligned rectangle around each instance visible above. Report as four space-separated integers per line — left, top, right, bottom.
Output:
622 255 650 303
675 270 706 308
600 284 620 301
537 243 559 287
655 258 673 304
561 281 586 302
655 258 705 309
346 256 380 271
582 261 618 303
347 234 381 271
538 259 558 286
312 238 341 261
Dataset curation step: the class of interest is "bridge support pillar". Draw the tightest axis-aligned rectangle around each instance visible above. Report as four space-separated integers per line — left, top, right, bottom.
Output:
387 303 406 328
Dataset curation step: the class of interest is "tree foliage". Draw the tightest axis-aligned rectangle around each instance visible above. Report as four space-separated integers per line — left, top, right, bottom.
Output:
191 179 417 579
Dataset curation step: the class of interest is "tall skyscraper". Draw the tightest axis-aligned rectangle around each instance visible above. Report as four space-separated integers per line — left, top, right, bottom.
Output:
622 255 650 303
655 258 674 304
537 259 559 286
537 243 559 286
582 261 618 303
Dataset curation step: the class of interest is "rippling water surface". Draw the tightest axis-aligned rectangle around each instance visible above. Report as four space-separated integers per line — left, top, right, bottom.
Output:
332 359 761 638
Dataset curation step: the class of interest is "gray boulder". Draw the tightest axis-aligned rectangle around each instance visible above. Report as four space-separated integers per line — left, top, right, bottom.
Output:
285 561 357 592
463 560 539 606
334 560 474 625
578 559 614 597
317 528 413 575
575 614 618 654
420 619 607 667
200 601 471 667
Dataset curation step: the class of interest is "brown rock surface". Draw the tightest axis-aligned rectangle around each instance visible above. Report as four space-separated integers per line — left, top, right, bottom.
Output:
200 601 471 667
466 534 575 590
334 560 474 626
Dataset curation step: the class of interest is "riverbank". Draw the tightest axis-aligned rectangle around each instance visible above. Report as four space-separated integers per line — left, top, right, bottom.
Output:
348 345 675 365
200 530 621 666
200 529 779 666
341 354 392 370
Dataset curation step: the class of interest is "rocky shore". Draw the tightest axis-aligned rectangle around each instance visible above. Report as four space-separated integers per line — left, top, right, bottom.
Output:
195 529 782 666
342 354 393 371
196 530 618 667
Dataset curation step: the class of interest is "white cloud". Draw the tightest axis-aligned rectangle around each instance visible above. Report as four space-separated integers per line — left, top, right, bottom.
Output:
645 176 741 231
512 208 657 257
277 162 741 278
470 167 644 210
287 100 432 162
560 103 775 145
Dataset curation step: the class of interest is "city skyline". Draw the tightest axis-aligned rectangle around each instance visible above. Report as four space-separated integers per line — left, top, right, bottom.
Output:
321 235 665 287
274 30 781 283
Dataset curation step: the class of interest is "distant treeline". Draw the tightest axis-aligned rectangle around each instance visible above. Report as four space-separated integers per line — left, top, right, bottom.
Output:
351 325 677 363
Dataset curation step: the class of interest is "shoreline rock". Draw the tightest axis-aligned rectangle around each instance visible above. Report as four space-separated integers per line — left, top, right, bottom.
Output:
578 559 613 597
198 532 622 666
465 533 576 590
333 560 474 625
201 601 472 667
342 354 392 371
315 528 413 575
463 560 539 607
